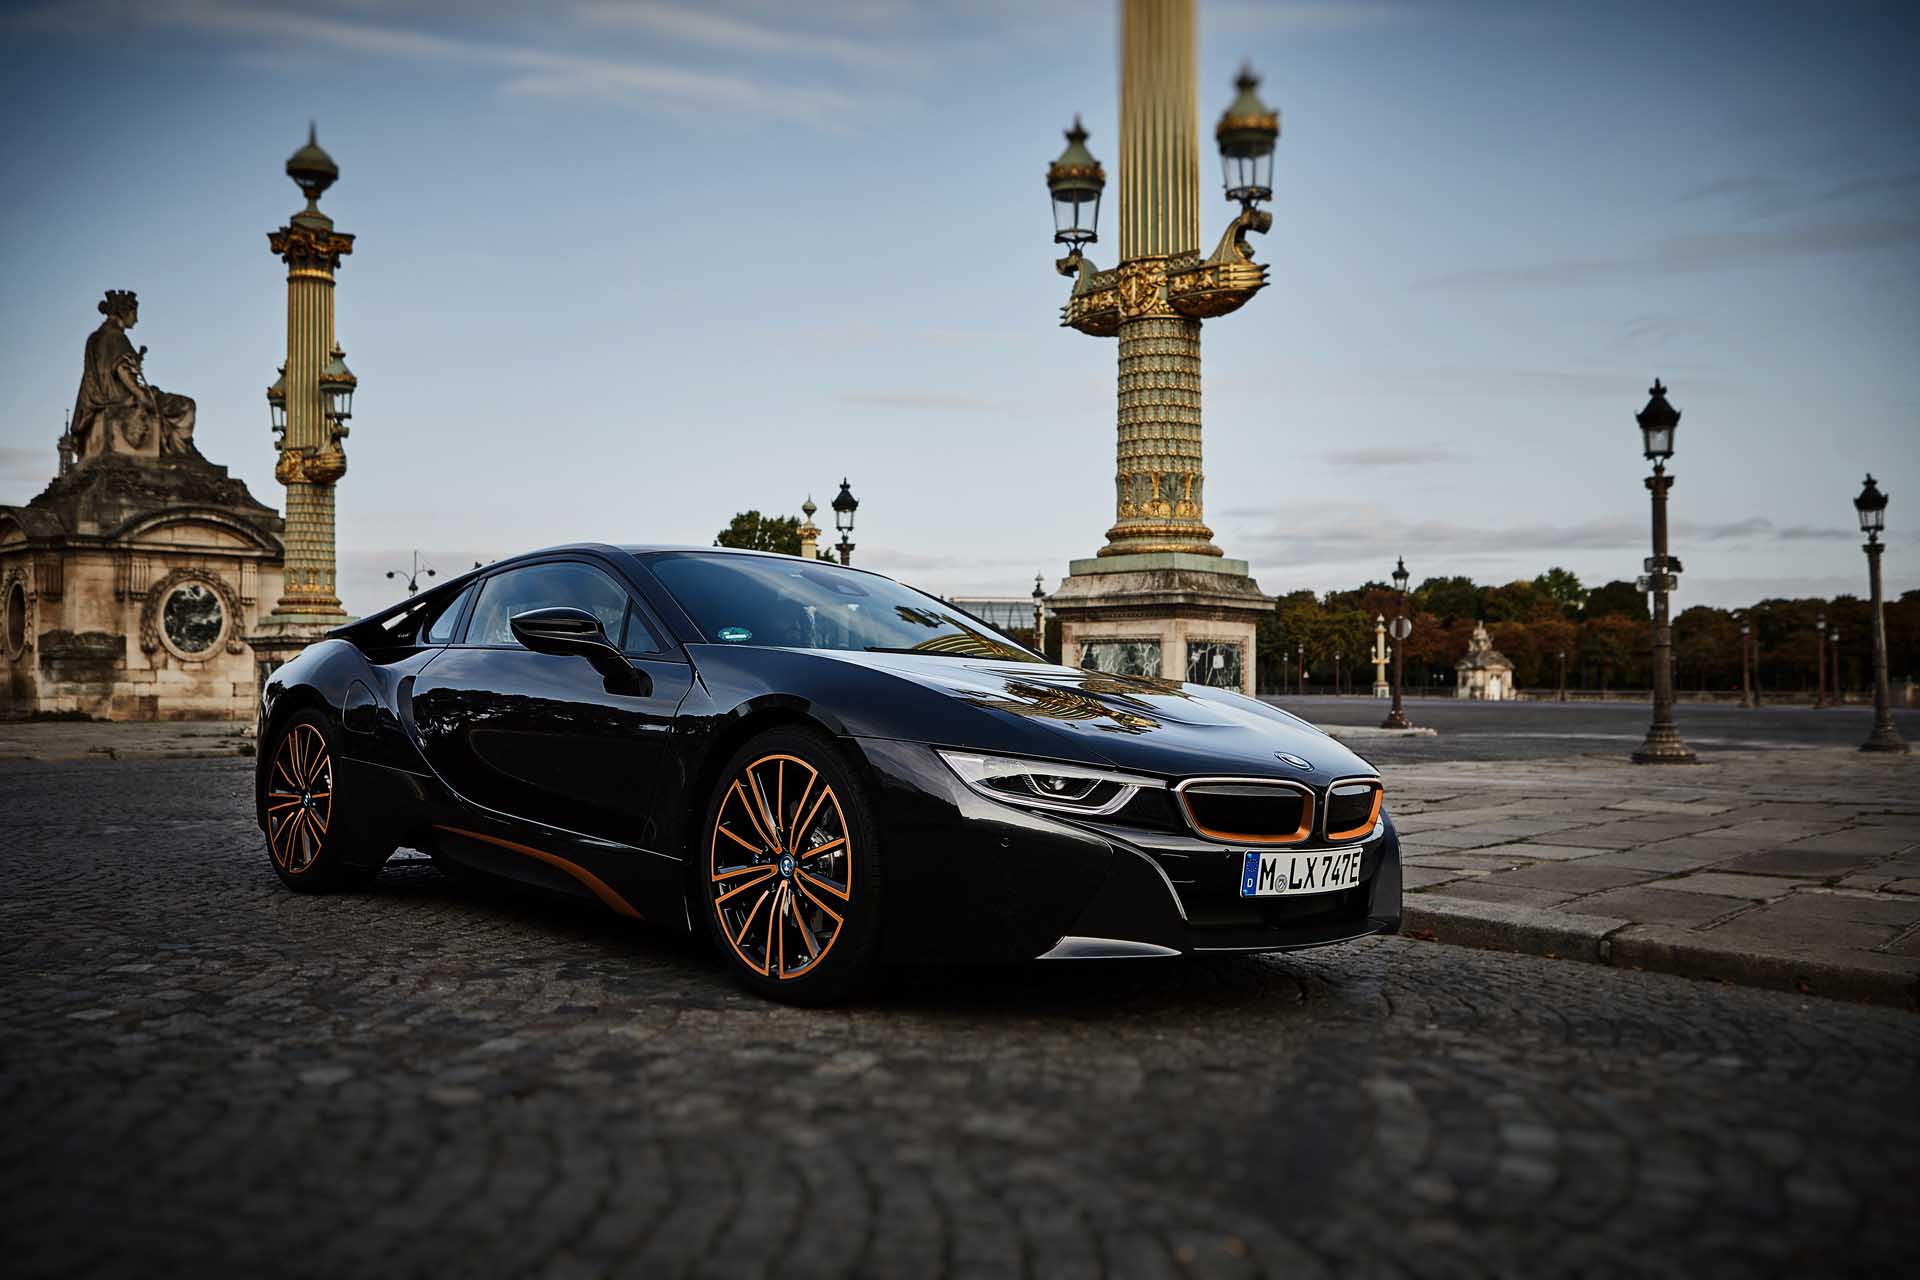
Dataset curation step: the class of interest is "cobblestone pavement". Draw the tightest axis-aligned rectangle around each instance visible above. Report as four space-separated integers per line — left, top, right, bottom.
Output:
1388 749 1920 1005
4 757 1918 1279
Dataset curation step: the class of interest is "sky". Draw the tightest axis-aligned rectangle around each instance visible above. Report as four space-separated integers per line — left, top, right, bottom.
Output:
2 0 1917 619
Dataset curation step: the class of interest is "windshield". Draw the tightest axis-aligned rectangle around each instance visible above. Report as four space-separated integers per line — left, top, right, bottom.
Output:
651 553 1041 662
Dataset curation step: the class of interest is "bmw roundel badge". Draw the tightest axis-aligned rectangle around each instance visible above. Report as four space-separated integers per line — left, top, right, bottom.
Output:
1275 753 1311 770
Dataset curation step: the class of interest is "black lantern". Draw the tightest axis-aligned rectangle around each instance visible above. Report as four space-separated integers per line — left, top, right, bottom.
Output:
319 344 356 425
266 367 286 435
1855 474 1888 536
832 478 859 535
1636 378 1679 463
1215 67 1279 207
1392 556 1409 593
1046 116 1105 250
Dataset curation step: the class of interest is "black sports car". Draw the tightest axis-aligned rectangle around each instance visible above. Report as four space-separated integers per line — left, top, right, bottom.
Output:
256 545 1401 1001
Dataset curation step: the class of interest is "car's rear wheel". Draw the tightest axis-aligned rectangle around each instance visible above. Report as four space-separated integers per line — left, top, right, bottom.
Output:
700 727 881 1004
263 710 384 893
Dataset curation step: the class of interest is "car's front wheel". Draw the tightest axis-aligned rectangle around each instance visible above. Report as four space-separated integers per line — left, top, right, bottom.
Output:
699 727 882 1004
262 710 384 893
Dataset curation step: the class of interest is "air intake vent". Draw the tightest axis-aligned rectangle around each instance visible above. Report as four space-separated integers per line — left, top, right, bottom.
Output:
1175 780 1313 845
1325 779 1384 841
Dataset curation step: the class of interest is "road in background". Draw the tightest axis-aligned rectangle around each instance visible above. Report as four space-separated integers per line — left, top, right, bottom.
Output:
1264 695 1919 764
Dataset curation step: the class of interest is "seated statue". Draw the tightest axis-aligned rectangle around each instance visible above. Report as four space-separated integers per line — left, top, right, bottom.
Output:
71 290 196 460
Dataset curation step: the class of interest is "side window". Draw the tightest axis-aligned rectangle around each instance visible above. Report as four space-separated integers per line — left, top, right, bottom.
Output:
423 584 477 645
466 562 634 648
620 601 664 656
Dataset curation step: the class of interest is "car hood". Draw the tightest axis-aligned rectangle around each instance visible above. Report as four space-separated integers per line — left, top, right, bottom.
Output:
808 649 1376 786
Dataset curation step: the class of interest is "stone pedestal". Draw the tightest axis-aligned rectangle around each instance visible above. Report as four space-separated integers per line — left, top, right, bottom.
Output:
1048 553 1270 694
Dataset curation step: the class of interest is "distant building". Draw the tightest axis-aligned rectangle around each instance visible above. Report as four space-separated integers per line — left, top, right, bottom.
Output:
1455 621 1516 701
950 597 1041 635
2 291 284 719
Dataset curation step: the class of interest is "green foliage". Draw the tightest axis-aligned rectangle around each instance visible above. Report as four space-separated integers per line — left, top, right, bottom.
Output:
1531 567 1587 615
1583 579 1648 620
1413 576 1482 624
714 510 802 556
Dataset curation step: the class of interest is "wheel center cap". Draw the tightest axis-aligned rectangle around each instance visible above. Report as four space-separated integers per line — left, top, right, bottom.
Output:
778 854 796 878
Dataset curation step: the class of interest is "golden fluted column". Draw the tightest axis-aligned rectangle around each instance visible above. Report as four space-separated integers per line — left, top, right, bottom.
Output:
267 127 353 621
1103 0 1216 558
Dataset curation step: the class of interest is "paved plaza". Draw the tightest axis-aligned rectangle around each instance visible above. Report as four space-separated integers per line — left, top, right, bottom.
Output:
4 750 1918 1277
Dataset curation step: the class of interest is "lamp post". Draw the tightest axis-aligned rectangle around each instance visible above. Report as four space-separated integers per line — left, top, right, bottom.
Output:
1557 649 1568 702
831 478 858 566
1296 643 1305 696
1041 9 1279 693
1629 380 1694 762
1382 556 1413 729
1831 627 1843 704
1814 614 1828 709
1334 650 1343 696
386 551 436 596
1739 621 1755 708
1032 572 1048 657
1855 475 1908 752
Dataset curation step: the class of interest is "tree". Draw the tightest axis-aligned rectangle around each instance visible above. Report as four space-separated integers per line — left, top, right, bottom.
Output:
714 510 802 555
1584 579 1648 620
1414 576 1482 624
1532 567 1587 616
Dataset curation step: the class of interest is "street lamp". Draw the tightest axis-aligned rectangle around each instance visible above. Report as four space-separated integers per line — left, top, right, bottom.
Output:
1739 622 1755 708
1855 474 1907 751
1630 380 1695 763
386 550 436 596
1831 627 1843 703
1557 649 1568 702
265 367 287 443
1216 67 1279 209
1031 572 1047 658
1296 643 1305 696
318 343 356 439
1046 117 1106 257
1334 650 1342 696
1382 556 1413 729
1815 613 1828 709
831 478 858 566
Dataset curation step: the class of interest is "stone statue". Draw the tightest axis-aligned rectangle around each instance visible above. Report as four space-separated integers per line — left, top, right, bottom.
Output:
71 290 196 461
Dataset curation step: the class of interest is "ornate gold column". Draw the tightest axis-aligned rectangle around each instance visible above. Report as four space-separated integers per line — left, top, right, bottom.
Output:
1043 0 1276 692
268 127 352 621
1106 0 1212 557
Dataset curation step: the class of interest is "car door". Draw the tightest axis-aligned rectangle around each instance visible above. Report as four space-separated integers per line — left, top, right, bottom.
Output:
408 557 693 850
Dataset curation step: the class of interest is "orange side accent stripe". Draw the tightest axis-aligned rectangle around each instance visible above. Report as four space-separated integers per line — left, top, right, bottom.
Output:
432 824 644 920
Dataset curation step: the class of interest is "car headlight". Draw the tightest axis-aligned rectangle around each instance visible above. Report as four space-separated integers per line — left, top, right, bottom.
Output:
935 749 1164 816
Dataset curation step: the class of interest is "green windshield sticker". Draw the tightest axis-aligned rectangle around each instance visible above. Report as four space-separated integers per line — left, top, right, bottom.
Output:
717 627 752 643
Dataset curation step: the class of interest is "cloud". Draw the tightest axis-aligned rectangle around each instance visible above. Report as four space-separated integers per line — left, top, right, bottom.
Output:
20 0 859 126
0 446 48 475
1211 1 1419 33
1420 218 1920 291
838 392 1012 413
1318 446 1456 467
574 2 918 72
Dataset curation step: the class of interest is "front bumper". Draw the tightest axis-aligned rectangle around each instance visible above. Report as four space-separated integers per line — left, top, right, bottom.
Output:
855 738 1402 964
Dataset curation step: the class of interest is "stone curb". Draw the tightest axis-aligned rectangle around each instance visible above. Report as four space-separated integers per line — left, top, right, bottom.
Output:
1401 894 1919 1010
1323 725 1440 740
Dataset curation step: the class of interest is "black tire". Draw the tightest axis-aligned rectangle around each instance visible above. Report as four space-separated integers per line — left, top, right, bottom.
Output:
262 709 386 894
698 727 883 1004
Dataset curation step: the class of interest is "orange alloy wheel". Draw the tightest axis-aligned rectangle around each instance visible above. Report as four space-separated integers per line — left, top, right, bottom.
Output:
709 752 853 982
265 722 333 876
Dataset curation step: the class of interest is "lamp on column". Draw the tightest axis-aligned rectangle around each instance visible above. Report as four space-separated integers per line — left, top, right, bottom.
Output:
1854 474 1907 751
831 478 859 566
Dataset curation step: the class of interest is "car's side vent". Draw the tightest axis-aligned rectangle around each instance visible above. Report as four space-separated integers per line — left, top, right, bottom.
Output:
1175 780 1314 845
1324 779 1384 842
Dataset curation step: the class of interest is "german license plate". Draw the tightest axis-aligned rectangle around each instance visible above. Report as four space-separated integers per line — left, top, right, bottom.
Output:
1240 849 1364 897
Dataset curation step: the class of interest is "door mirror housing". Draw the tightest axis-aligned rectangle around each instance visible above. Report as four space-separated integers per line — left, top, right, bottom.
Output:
509 607 647 694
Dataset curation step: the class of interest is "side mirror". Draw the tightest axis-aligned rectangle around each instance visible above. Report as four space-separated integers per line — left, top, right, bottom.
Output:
509 607 648 695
